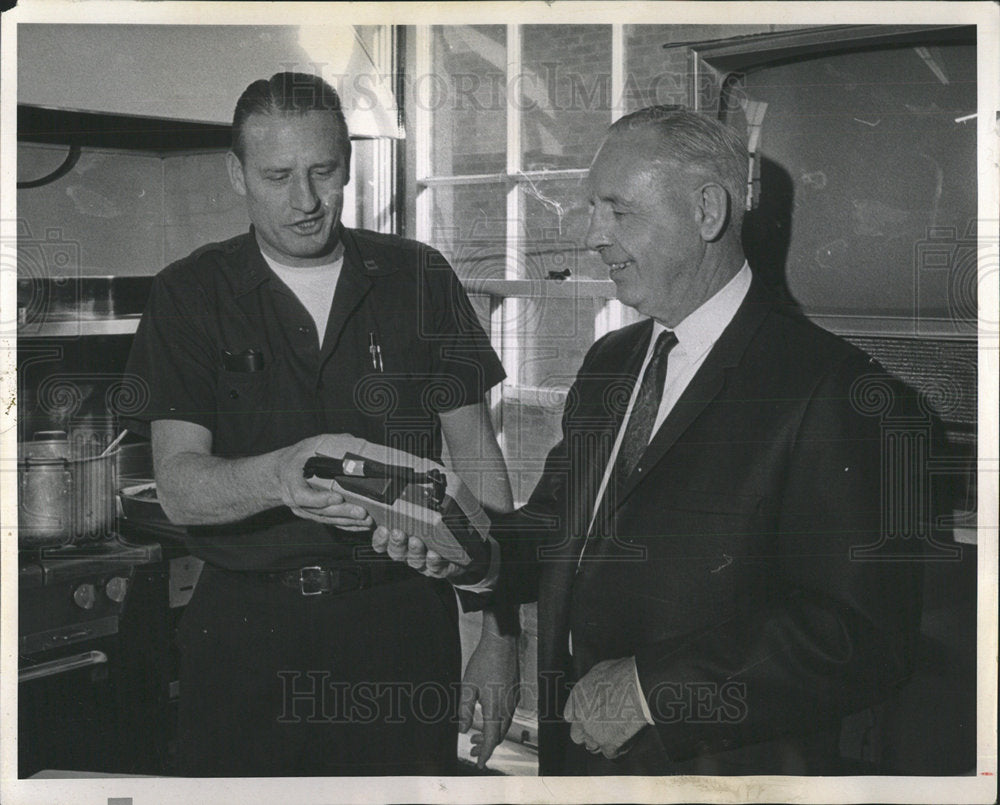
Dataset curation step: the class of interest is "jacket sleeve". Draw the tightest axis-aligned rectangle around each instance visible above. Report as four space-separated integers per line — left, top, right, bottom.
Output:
465 334 616 611
634 355 925 761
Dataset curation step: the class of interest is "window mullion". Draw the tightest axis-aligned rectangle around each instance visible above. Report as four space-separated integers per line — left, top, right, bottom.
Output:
596 23 628 340
497 23 523 449
372 24 396 233
413 26 433 244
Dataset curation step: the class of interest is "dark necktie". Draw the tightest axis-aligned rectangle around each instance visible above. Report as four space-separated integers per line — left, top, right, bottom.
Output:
582 329 678 550
614 329 678 480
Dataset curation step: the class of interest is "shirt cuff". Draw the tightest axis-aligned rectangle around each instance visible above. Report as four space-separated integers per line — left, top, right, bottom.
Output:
452 535 500 593
631 655 655 725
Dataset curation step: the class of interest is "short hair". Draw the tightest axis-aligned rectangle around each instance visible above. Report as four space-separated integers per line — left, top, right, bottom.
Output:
608 106 748 216
231 72 351 165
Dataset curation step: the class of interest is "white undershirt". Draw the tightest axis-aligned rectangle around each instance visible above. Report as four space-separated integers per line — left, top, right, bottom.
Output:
261 245 344 348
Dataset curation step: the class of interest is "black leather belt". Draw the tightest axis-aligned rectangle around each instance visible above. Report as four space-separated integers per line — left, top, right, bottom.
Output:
255 561 411 596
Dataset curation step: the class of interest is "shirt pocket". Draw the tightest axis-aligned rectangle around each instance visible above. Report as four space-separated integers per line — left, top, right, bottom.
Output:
214 368 274 452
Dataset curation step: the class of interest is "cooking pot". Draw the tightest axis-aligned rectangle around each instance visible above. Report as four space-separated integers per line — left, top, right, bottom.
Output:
18 431 117 547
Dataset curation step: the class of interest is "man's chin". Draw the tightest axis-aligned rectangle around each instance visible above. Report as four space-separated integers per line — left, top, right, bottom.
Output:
280 230 339 260
612 283 639 311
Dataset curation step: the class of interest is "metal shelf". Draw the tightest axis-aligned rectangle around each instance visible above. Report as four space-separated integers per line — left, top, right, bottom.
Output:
18 317 142 338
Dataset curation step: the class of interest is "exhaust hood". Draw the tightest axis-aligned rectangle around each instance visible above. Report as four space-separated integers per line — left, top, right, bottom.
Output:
17 24 403 139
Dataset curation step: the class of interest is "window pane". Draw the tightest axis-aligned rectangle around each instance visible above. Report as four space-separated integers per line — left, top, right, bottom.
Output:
624 24 690 112
503 396 564 503
464 292 495 340
500 295 598 500
521 25 612 169
429 26 507 175
511 296 598 390
519 177 606 280
426 183 507 281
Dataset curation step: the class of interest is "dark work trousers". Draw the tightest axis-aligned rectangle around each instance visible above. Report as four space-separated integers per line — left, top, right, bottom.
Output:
176 564 462 776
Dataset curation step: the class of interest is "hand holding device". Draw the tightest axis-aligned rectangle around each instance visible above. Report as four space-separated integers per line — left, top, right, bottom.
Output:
303 434 491 567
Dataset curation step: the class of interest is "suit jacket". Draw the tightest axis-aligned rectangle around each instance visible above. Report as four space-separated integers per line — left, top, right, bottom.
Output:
492 278 923 774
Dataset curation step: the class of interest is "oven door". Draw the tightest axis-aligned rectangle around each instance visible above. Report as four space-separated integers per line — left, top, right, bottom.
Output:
19 637 127 777
18 564 171 778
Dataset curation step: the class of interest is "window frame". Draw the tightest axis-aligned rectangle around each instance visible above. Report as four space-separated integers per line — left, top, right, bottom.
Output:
406 24 635 441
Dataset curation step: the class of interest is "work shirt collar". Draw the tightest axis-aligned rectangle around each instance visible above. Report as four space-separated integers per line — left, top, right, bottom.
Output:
226 224 397 297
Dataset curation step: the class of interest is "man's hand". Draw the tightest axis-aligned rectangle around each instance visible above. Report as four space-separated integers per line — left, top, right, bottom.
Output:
460 610 520 769
371 526 492 584
153 421 374 527
563 656 650 760
275 435 374 529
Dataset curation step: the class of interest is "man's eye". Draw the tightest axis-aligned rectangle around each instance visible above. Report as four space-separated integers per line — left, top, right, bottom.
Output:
266 174 289 183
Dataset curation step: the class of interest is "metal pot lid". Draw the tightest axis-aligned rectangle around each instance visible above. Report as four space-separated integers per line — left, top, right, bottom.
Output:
20 431 120 464
33 430 68 442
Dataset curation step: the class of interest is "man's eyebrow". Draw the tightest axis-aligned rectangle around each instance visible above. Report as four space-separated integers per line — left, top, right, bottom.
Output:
591 192 631 206
257 160 340 176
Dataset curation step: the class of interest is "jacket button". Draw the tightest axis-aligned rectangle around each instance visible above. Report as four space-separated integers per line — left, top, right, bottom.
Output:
229 389 239 399
298 326 310 334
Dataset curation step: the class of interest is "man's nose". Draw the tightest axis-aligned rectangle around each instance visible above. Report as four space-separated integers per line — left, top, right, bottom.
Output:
289 174 320 213
585 206 611 253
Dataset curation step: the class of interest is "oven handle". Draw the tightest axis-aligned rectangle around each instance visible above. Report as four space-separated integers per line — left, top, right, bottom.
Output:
19 650 108 683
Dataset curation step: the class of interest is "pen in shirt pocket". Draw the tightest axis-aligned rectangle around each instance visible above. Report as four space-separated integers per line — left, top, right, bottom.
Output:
368 331 384 373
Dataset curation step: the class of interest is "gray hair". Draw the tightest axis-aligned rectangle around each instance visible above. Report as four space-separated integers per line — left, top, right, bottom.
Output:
609 106 748 217
231 72 351 165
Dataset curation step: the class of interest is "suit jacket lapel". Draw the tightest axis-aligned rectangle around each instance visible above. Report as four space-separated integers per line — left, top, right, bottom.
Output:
579 321 654 536
536 322 652 675
617 278 775 506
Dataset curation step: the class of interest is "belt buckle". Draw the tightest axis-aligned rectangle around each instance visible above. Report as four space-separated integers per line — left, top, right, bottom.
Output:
299 566 334 596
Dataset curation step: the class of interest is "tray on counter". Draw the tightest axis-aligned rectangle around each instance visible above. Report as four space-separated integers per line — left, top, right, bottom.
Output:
118 482 186 541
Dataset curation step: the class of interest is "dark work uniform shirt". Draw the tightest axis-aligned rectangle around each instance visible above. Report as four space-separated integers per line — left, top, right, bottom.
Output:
124 226 504 571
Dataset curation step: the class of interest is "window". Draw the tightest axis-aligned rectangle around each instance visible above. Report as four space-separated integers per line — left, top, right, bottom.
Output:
400 23 829 767
404 24 701 499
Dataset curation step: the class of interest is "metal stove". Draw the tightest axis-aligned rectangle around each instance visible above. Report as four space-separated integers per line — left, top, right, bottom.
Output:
18 535 171 777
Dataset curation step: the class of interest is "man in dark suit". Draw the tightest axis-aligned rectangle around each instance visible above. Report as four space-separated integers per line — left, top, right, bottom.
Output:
374 106 923 775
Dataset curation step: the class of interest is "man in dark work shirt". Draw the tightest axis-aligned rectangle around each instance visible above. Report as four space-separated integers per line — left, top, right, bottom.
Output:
125 73 518 776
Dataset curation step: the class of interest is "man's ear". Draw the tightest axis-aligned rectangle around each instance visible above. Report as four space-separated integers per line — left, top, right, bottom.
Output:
695 182 730 242
226 151 247 197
